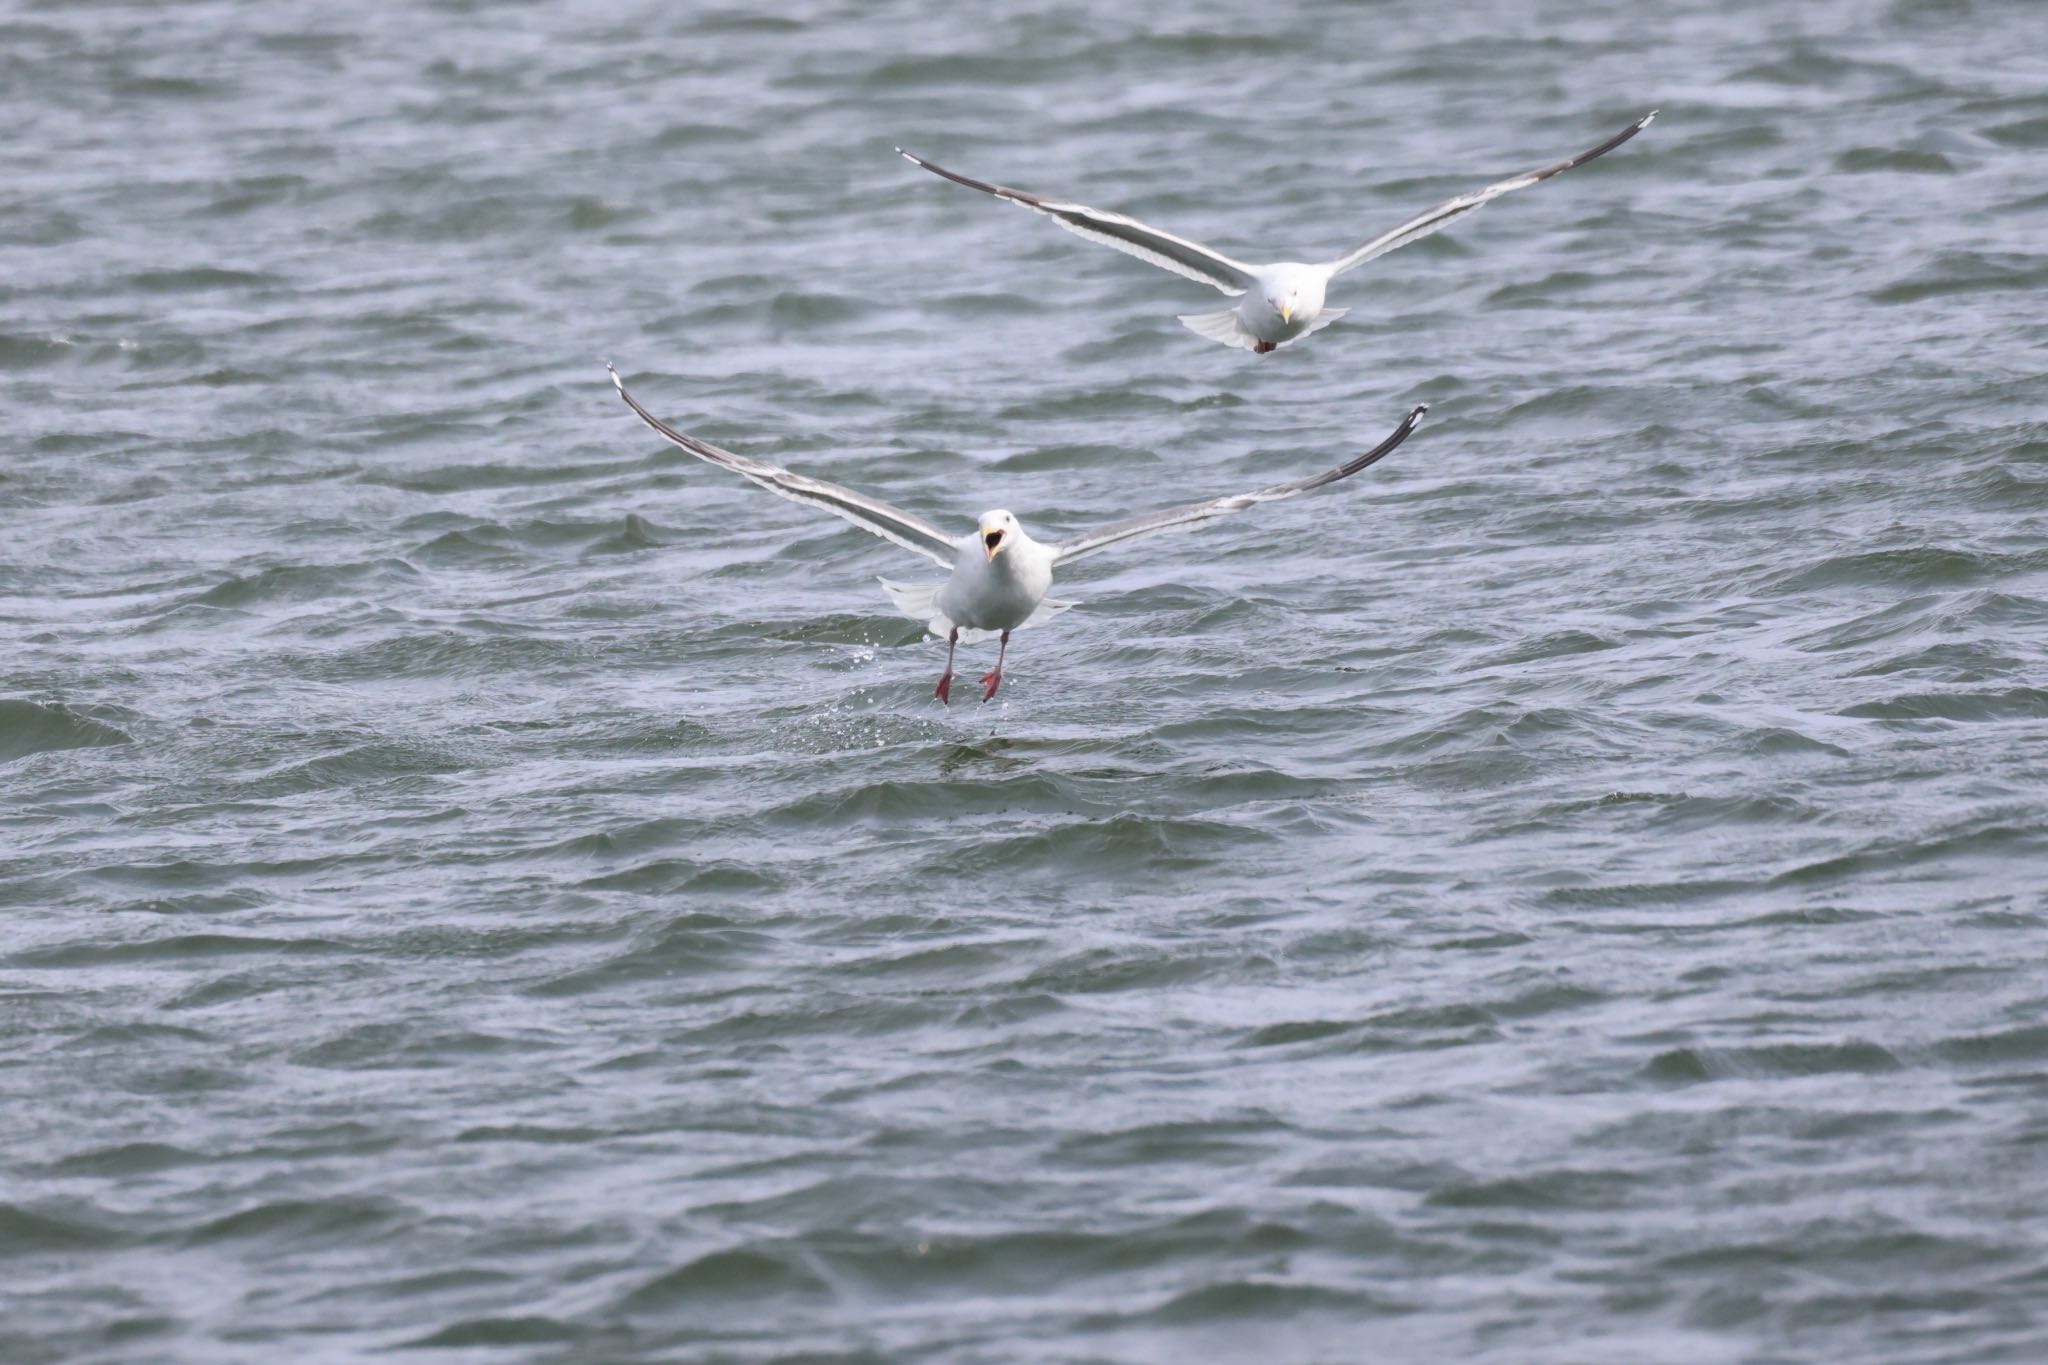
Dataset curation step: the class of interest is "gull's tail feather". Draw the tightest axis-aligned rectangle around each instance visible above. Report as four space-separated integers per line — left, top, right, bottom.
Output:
1300 307 1347 337
1177 308 1262 351
1020 595 1080 629
880 578 952 636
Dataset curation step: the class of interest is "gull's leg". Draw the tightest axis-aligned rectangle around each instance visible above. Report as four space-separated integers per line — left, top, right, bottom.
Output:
934 627 958 704
979 630 1010 703
1253 340 1277 354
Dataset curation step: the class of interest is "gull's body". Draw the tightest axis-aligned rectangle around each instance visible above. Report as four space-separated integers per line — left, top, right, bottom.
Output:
1196 262 1336 352
606 364 1426 701
898 111 1655 354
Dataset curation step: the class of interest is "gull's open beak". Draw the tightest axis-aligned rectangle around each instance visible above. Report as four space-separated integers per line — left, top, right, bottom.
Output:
983 528 1005 562
1280 302 1294 324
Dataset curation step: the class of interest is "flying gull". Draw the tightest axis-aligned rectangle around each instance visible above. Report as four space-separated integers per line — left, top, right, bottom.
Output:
607 364 1426 702
898 111 1655 354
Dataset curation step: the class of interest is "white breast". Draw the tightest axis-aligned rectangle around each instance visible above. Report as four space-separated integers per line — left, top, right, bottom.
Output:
940 539 1054 632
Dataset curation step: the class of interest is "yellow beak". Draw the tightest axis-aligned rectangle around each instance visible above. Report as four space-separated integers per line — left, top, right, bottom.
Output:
983 532 1004 562
1280 302 1294 323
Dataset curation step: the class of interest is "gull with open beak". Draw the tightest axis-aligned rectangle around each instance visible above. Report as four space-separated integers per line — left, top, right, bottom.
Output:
607 364 1426 702
898 110 1655 354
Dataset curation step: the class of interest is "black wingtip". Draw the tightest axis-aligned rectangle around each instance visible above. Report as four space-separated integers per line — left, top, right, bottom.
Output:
1330 401 1431 482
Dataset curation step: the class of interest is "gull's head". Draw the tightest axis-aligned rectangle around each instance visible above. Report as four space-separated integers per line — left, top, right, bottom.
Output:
1265 268 1325 326
978 510 1020 562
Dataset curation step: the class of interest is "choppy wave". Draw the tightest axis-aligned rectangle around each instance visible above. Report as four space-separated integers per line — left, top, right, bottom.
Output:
0 700 133 764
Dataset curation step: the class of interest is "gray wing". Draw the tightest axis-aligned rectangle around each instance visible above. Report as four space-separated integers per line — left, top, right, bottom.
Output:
1324 111 1656 278
1053 404 1427 565
607 364 958 569
898 148 1257 297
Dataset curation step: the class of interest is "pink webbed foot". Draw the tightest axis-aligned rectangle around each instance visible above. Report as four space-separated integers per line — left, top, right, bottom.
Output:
979 667 1002 703
934 673 953 705
1252 340 1277 354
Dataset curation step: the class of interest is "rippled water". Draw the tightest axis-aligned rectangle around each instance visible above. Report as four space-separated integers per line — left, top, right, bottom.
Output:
5 0 2048 1360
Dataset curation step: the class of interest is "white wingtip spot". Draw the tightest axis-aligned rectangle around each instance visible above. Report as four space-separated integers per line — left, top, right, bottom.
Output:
606 362 625 394
1640 110 1659 128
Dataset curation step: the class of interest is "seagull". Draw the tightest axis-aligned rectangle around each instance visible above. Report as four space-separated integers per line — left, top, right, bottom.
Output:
606 364 1426 702
898 110 1655 354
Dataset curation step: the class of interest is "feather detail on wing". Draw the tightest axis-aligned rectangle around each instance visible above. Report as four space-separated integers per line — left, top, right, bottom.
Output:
1053 404 1427 565
898 149 1256 296
1323 110 1656 278
608 364 958 569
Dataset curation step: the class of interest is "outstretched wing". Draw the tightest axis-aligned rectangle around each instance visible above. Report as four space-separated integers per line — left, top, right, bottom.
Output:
1053 405 1428 565
1324 111 1656 278
898 148 1258 297
607 364 958 569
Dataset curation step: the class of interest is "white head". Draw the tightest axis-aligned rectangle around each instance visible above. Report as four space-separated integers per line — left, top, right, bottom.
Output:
1264 266 1326 325
977 509 1023 563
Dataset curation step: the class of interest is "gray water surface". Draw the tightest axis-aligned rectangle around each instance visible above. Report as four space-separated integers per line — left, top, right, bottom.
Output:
5 0 2048 1360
